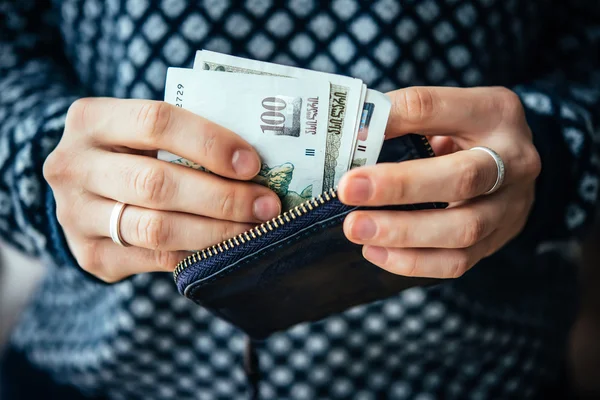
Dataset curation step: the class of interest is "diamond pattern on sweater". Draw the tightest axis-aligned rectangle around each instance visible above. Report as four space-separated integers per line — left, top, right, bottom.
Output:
1 1 599 399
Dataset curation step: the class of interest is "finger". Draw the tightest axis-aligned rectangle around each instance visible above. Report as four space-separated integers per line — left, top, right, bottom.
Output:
83 197 254 252
74 238 191 282
82 150 281 223
338 149 506 206
343 193 509 248
67 98 261 179
385 86 524 138
361 233 499 279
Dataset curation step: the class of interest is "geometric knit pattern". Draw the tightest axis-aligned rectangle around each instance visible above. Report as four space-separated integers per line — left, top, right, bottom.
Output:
1 0 599 399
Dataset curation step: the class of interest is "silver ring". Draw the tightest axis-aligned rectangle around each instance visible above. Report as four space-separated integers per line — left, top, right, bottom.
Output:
470 146 505 195
109 201 130 247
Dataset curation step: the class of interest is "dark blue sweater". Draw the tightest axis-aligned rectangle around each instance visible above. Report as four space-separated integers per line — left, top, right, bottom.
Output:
1 1 599 399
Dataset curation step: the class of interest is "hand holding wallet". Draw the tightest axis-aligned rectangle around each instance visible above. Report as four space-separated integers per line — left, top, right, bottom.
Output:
173 134 447 339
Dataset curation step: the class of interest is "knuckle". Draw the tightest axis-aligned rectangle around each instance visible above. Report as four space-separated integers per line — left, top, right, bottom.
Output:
493 86 520 103
460 213 486 247
42 153 57 183
404 254 419 277
392 177 406 202
137 211 170 250
456 158 485 198
154 250 178 271
137 101 172 143
131 166 172 206
218 187 237 218
55 202 71 227
200 129 217 158
43 149 71 185
379 174 405 204
395 87 437 124
524 146 542 178
448 252 470 278
75 240 102 276
92 266 122 283
220 222 245 242
387 222 407 246
74 240 123 283
493 87 524 120
65 98 93 130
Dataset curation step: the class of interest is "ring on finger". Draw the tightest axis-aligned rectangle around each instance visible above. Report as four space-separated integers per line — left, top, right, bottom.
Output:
110 201 131 247
470 146 505 195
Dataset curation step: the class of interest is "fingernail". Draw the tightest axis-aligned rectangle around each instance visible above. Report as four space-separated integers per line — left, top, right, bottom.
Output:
364 246 388 264
345 177 372 204
352 216 377 240
253 195 281 221
232 149 260 178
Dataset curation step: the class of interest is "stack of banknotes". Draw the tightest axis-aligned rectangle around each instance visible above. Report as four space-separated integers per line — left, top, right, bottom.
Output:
158 50 392 210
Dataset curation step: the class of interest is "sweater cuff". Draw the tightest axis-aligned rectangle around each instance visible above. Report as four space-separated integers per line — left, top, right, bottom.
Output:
45 184 77 268
516 92 572 245
512 85 598 246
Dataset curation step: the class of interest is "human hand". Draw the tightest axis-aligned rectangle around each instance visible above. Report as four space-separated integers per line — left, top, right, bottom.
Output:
338 87 541 279
44 98 281 282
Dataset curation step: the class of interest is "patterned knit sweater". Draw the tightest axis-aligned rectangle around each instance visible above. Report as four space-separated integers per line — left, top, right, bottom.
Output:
1 1 599 399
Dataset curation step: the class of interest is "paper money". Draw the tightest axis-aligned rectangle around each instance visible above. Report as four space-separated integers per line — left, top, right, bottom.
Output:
158 50 392 211
193 50 363 189
160 68 330 209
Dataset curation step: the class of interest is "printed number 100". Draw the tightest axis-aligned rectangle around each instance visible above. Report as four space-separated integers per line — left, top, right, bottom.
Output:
260 97 286 135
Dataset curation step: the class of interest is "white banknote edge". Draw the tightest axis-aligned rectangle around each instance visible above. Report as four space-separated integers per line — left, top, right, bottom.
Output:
348 83 367 169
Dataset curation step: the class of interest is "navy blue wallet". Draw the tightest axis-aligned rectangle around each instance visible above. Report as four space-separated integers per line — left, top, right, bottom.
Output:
174 134 447 339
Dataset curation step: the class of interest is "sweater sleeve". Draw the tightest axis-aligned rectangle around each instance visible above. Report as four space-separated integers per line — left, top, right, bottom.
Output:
0 1 82 265
511 0 600 248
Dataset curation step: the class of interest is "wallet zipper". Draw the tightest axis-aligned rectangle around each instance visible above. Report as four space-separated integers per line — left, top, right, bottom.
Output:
173 187 339 282
172 135 434 282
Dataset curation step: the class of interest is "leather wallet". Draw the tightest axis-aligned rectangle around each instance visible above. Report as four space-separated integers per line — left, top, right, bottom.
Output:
174 134 447 339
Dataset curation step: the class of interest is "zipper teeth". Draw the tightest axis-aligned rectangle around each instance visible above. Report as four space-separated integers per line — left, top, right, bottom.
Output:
173 187 338 281
420 135 435 157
